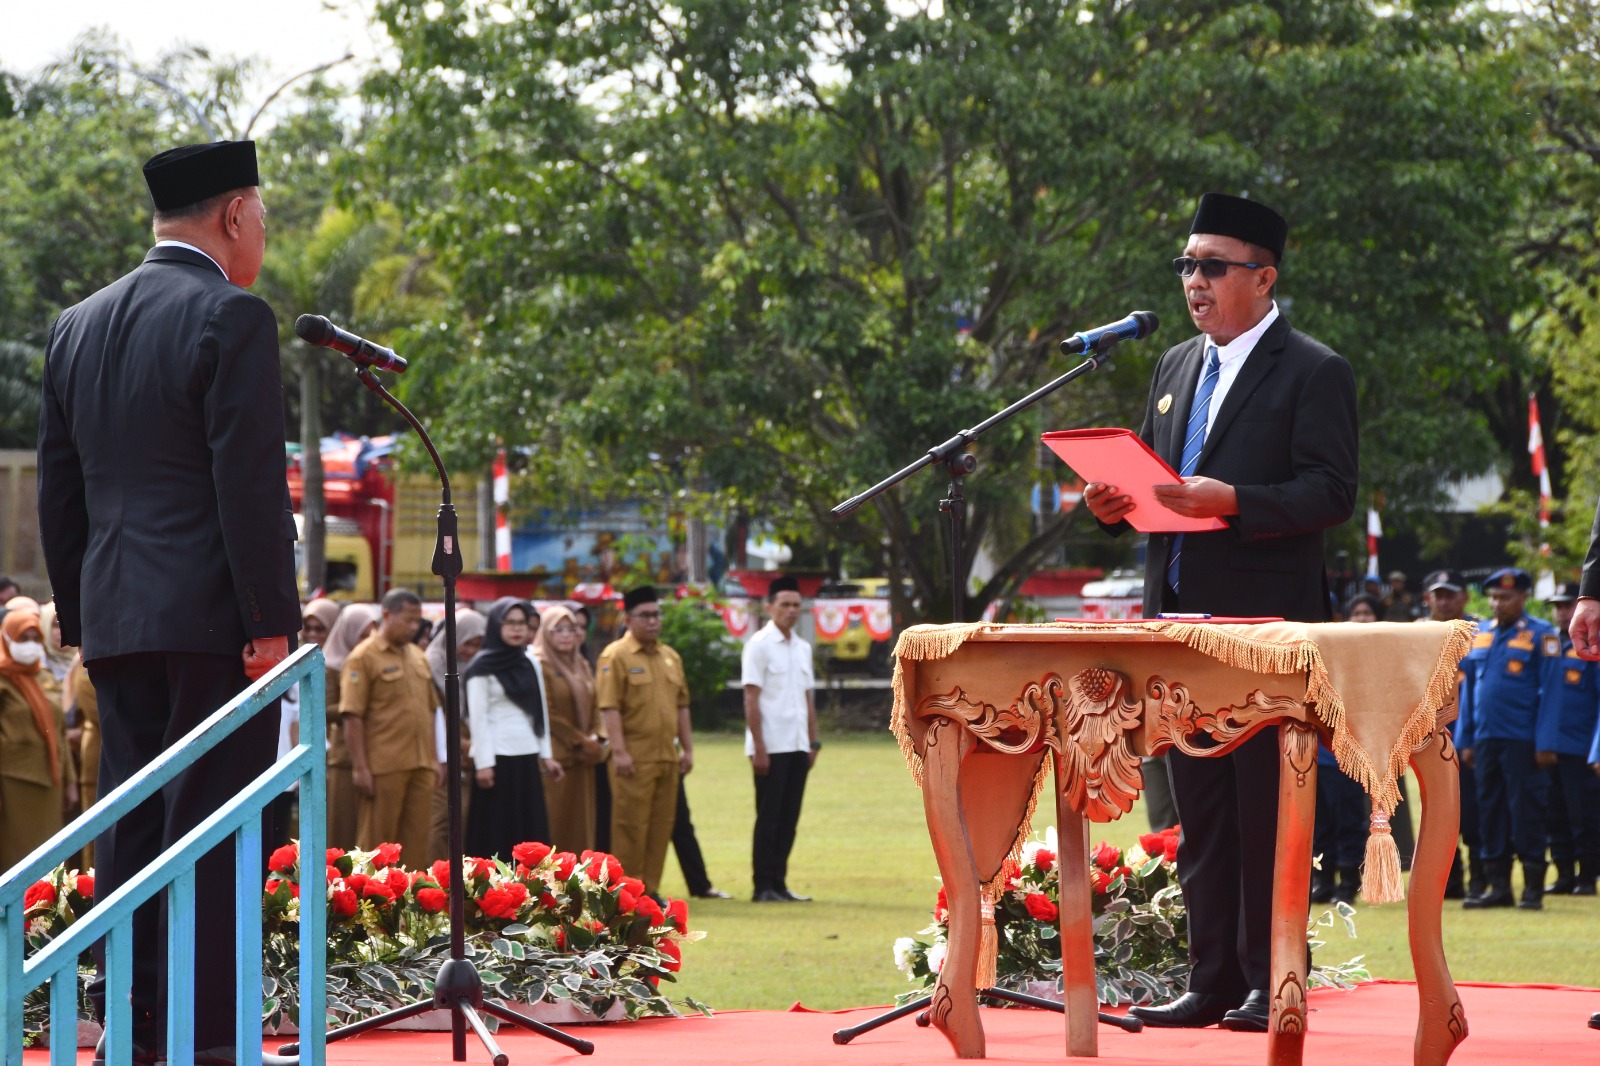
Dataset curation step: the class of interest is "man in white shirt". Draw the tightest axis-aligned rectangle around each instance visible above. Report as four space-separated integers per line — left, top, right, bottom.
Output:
742 576 819 902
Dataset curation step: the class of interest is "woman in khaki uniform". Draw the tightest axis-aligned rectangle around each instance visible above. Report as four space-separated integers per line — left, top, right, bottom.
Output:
535 604 605 852
322 603 378 850
0 604 75 869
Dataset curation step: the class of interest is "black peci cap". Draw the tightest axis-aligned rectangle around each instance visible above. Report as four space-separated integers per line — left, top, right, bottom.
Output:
622 585 659 612
143 140 259 212
1190 193 1289 263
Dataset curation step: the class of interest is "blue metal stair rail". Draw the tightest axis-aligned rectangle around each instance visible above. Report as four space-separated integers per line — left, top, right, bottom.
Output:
0 643 328 1066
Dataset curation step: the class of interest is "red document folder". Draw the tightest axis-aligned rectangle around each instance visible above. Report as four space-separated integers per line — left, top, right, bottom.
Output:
1042 427 1228 533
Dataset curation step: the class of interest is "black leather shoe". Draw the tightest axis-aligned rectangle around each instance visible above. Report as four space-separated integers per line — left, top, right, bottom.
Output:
1128 991 1241 1028
691 887 731 899
1220 989 1271 1032
1589 1011 1600 1030
1572 881 1597 896
752 888 789 902
193 1046 299 1066
779 888 813 902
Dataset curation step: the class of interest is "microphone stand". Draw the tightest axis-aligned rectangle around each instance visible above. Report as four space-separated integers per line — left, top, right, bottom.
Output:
831 337 1122 622
279 367 594 1064
828 337 1143 1044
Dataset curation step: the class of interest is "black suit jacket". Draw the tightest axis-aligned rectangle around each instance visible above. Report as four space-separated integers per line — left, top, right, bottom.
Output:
37 245 300 661
1104 313 1359 621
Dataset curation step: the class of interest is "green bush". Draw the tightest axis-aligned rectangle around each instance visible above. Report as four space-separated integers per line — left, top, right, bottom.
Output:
660 596 742 731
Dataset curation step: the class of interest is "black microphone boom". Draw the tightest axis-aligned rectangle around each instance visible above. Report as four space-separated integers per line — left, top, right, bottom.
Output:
295 314 409 374
1059 310 1159 355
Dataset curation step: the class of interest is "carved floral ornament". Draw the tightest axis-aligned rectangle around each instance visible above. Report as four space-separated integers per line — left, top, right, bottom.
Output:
914 667 1307 820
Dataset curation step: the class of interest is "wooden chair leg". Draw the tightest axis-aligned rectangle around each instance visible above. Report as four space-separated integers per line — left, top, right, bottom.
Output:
1267 721 1317 1066
1408 727 1467 1066
1054 747 1098 1058
921 717 985 1058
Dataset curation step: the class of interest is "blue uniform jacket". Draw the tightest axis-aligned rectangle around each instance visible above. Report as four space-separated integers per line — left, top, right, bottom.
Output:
1457 613 1558 749
1537 633 1600 756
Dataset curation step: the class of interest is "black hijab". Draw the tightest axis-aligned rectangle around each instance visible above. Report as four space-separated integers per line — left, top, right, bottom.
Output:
462 597 545 735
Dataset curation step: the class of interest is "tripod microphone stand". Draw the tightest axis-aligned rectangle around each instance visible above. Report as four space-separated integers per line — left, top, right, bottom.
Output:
828 329 1147 1044
279 366 594 1065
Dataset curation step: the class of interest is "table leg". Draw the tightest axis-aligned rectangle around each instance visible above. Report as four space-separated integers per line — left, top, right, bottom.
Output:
922 717 985 1058
1408 726 1466 1066
1054 748 1097 1058
1267 721 1317 1066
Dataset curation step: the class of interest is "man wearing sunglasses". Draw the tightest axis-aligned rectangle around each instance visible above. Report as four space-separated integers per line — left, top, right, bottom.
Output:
1084 193 1359 1033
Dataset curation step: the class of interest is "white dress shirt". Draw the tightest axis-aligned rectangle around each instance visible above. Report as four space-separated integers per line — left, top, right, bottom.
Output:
465 650 553 768
1194 301 1280 434
741 621 814 755
153 239 227 278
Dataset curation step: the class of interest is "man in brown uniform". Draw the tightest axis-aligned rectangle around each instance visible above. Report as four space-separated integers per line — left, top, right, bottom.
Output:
340 588 441 864
596 585 694 893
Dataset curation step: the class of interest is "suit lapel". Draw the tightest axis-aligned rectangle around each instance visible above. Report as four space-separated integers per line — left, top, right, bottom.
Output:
1156 339 1206 466
1195 314 1290 471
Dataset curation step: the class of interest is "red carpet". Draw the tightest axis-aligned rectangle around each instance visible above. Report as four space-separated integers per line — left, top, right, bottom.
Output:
29 982 1599 1064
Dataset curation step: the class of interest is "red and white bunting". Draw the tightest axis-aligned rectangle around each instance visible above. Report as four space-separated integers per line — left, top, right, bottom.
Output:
813 599 893 641
493 448 511 571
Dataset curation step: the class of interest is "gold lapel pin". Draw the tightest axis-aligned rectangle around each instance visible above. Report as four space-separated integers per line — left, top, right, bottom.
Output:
1157 393 1173 415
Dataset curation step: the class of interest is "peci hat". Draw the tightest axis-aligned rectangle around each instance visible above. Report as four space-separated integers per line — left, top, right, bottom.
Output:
143 140 259 212
1483 568 1531 593
767 575 800 599
1423 569 1467 594
1190 193 1288 263
622 585 659 613
1547 581 1581 604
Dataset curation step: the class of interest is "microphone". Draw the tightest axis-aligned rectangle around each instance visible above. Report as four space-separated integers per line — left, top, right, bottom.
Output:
1059 310 1159 355
295 314 409 374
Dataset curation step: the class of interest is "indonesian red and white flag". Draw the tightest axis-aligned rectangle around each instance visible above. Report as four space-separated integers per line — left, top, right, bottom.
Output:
1529 395 1555 597
493 448 511 571
1366 506 1382 577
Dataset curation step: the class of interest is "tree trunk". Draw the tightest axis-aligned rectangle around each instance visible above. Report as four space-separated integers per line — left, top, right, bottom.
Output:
478 467 496 570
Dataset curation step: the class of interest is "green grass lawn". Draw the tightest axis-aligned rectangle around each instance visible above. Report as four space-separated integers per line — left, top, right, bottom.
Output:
655 732 1600 1011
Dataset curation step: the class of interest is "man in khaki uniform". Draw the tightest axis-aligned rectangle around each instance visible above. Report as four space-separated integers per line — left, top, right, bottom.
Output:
597 585 693 893
340 588 441 865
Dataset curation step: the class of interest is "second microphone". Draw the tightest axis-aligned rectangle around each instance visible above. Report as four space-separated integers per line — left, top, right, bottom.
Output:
295 314 409 374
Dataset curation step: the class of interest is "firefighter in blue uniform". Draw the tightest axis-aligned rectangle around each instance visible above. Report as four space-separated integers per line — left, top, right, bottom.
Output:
1537 581 1600 896
1420 569 1484 898
1457 568 1557 910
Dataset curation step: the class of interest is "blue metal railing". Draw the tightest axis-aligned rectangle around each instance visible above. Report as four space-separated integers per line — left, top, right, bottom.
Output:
0 644 328 1066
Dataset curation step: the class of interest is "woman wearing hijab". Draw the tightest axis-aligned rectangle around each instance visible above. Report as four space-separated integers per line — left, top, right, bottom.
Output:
535 604 605 852
0 605 75 868
323 603 379 850
464 598 564 859
427 607 488 861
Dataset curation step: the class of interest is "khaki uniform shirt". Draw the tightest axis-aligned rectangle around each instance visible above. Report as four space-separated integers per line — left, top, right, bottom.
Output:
595 632 688 765
339 633 435 775
0 672 67 787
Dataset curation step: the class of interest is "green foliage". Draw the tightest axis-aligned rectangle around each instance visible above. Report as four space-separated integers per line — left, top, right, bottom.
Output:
660 597 743 728
358 0 1530 618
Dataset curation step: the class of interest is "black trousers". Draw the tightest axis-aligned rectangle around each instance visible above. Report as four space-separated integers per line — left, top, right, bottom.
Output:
85 651 277 1049
672 777 712 896
1168 729 1281 995
1547 752 1600 871
1313 759 1367 869
1475 737 1549 865
752 751 811 893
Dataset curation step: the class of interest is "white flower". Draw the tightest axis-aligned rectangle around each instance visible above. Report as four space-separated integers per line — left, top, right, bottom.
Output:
1125 846 1149 866
1020 826 1060 869
893 937 917 976
926 941 947 974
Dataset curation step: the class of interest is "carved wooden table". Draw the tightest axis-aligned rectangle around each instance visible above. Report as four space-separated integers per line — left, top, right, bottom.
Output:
890 620 1474 1066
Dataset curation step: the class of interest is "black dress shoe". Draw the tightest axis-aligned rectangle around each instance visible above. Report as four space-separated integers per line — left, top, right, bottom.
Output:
1220 989 1271 1032
1589 1011 1600 1030
752 888 789 902
1128 991 1242 1028
779 888 812 902
691 887 731 899
193 1046 299 1066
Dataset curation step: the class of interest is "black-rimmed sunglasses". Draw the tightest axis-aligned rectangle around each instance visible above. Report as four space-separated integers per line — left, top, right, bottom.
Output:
1172 256 1264 278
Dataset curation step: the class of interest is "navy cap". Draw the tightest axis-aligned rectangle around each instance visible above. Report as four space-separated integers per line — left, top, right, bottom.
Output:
1484 568 1531 592
1547 581 1581 604
1423 569 1468 593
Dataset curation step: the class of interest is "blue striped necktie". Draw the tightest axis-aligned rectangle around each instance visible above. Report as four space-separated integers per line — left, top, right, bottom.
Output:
1166 344 1221 594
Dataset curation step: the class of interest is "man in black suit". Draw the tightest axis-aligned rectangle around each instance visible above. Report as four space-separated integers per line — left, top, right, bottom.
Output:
1084 193 1359 1032
38 140 300 1065
1561 500 1600 1031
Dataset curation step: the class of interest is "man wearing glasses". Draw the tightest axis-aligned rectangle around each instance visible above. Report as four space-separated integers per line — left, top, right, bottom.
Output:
1084 193 1359 1032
